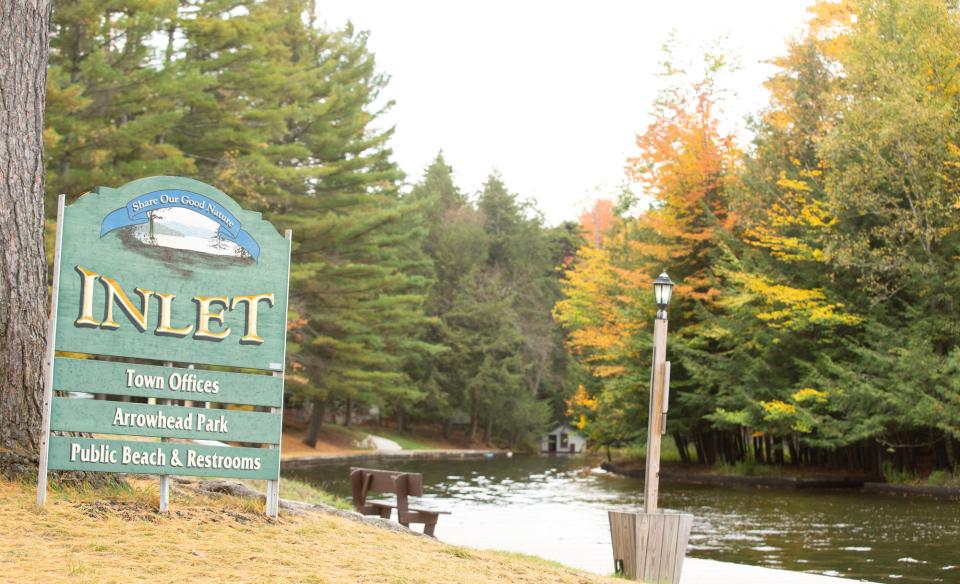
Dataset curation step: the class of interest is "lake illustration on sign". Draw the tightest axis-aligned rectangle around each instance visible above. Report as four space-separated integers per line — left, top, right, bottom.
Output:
99 189 260 265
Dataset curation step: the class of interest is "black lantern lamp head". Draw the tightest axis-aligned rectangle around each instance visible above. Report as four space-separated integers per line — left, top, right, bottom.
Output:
653 272 674 320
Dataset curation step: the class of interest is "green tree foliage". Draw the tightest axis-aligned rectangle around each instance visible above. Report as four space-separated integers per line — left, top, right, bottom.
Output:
45 0 435 448
47 0 194 208
409 157 573 448
557 0 960 472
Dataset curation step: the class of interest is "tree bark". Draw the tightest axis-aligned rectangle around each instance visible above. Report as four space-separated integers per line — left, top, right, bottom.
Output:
469 400 479 443
344 397 352 426
303 398 325 447
945 431 957 471
673 433 690 464
788 433 800 466
396 408 405 433
0 0 52 472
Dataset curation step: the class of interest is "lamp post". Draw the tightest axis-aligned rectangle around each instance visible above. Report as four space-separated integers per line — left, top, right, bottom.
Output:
645 272 673 513
608 271 691 583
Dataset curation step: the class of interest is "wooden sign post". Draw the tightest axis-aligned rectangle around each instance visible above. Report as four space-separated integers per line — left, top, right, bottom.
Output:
37 176 291 517
609 273 692 583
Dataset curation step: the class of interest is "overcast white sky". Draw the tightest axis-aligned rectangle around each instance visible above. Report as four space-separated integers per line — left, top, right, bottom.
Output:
318 1 816 225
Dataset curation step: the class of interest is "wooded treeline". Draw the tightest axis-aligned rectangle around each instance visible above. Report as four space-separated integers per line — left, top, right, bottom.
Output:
11 0 960 467
41 0 575 450
558 0 960 475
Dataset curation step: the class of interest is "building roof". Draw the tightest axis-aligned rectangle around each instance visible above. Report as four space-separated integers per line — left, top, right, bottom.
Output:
546 422 583 436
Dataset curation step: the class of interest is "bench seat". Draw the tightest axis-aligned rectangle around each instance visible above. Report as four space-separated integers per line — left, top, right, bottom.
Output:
351 467 451 536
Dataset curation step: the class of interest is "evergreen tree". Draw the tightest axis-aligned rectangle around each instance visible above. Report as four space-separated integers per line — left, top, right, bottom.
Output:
47 0 193 208
44 0 436 447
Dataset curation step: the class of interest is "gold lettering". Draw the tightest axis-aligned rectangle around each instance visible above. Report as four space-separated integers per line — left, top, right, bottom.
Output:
75 266 101 327
71 266 274 344
99 275 154 331
231 293 274 344
193 296 231 340
155 292 193 337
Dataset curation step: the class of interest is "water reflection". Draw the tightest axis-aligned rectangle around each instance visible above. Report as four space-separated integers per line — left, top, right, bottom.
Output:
284 456 960 583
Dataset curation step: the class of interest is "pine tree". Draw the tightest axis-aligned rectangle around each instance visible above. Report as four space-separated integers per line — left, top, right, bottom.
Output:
45 0 435 445
46 0 194 209
184 2 439 444
0 0 52 472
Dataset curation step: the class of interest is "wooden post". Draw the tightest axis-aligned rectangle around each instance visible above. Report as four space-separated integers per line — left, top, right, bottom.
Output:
264 228 292 518
644 317 668 514
661 362 671 435
158 472 169 512
265 370 281 518
609 511 693 582
159 361 174 513
36 195 65 508
609 300 693 583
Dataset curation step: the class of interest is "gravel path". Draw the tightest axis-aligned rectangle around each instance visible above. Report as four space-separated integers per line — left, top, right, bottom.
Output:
367 434 403 452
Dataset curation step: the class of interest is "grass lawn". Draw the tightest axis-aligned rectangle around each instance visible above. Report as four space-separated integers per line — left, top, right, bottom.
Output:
3 477 613 583
242 477 353 510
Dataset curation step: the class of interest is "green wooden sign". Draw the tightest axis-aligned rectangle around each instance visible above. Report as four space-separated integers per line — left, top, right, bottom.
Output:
48 436 280 480
38 177 291 516
53 357 283 407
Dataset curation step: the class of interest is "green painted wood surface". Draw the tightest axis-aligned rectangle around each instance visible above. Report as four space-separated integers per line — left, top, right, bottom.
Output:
53 357 283 407
48 435 279 480
50 397 281 444
54 176 290 371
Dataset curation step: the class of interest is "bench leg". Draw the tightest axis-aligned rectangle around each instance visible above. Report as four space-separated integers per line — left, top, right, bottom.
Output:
378 507 392 520
424 522 436 537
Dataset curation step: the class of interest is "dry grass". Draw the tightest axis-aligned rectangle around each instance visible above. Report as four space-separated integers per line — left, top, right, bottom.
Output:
241 477 353 510
2 478 613 584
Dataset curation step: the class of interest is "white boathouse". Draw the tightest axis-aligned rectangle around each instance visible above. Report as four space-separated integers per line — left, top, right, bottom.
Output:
541 422 587 454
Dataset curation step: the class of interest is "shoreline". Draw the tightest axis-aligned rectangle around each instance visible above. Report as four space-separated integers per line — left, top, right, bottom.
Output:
283 453 960 500
282 448 503 468
601 460 960 500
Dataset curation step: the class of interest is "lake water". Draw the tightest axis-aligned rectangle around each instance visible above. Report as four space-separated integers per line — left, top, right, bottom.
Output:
284 455 960 583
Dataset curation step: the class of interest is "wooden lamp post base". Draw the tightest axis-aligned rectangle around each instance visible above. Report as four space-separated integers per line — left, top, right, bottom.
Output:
608 510 693 583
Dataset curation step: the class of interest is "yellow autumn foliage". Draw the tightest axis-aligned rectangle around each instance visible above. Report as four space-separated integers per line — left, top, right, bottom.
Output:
792 388 828 403
760 400 797 416
725 271 861 329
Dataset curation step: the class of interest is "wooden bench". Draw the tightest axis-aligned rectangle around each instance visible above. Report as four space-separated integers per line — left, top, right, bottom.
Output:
350 467 451 536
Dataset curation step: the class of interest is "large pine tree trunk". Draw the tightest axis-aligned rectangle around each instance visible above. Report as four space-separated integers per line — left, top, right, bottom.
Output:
0 0 52 474
303 398 326 448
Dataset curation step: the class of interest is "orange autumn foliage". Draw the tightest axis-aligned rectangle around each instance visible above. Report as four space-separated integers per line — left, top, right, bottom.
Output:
579 199 615 249
626 75 739 305
557 66 738 389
